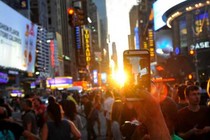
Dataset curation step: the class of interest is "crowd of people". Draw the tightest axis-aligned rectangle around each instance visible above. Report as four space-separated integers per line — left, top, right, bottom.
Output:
0 80 210 140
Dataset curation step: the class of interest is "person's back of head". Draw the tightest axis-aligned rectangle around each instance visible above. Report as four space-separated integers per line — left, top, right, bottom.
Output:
60 99 76 121
185 80 194 86
111 100 123 122
48 95 56 105
177 84 187 101
0 107 8 120
105 90 113 98
47 102 62 126
21 99 33 111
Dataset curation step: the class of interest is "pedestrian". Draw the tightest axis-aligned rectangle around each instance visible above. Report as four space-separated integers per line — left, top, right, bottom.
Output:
0 106 40 140
177 84 188 109
33 97 46 130
103 90 114 138
93 94 101 136
81 94 97 140
60 99 83 132
111 100 123 140
21 99 38 135
41 102 81 140
176 85 210 140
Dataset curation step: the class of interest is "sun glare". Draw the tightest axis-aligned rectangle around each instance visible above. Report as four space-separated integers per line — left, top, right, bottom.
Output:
111 69 127 87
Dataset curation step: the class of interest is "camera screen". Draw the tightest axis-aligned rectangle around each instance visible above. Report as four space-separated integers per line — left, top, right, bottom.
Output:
123 50 150 91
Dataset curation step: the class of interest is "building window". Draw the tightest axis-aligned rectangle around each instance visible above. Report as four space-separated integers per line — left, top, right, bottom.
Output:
179 16 187 48
48 18 51 25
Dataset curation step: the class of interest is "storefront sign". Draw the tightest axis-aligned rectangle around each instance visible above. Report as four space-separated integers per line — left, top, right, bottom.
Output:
190 41 210 50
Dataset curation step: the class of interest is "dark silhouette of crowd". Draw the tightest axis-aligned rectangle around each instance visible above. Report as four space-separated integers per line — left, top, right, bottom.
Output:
0 80 209 140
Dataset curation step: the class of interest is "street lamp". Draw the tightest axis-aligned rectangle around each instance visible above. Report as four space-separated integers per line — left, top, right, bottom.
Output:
189 49 199 82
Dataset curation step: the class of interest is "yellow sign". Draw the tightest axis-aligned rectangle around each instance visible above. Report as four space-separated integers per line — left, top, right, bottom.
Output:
84 29 91 65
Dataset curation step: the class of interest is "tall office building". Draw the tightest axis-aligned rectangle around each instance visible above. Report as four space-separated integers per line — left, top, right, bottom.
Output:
36 26 50 78
47 0 77 79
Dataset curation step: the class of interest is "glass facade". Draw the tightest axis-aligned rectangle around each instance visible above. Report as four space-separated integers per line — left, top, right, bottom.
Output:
170 6 210 82
179 16 187 48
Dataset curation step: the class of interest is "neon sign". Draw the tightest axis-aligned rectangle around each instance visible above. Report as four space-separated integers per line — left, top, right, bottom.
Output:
84 29 91 65
50 40 55 68
75 27 81 49
0 72 8 83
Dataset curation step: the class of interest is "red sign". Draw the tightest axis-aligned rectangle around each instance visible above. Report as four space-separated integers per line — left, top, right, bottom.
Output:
50 40 55 68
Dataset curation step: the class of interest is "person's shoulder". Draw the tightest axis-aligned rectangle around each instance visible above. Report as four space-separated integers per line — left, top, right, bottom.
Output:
0 120 23 129
200 105 209 109
105 97 114 102
178 106 188 114
199 105 210 112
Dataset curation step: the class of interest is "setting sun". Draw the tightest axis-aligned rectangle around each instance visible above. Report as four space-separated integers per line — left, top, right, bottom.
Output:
111 69 127 87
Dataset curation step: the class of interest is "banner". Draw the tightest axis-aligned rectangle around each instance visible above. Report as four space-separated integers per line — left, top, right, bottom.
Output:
0 1 38 73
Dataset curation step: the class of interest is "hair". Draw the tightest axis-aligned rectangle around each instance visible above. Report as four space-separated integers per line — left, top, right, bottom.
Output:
0 107 8 119
177 84 187 100
185 85 199 97
23 99 33 108
111 100 123 123
33 97 42 104
48 95 56 105
47 102 62 126
60 100 77 121
105 90 113 98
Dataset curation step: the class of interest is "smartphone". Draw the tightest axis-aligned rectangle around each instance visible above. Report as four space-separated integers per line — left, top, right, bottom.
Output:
123 49 151 92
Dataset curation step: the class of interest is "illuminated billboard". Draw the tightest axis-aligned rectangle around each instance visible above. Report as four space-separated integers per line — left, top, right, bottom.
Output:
0 1 38 73
46 77 73 89
153 0 186 31
155 29 173 58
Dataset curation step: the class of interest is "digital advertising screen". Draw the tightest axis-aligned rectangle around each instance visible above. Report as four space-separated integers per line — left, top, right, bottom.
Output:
155 29 173 58
0 1 38 73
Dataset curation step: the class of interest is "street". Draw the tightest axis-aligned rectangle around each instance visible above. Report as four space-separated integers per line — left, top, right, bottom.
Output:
80 111 107 140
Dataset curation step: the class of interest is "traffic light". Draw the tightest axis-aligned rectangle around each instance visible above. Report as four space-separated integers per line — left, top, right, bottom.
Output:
67 8 75 27
67 7 86 27
188 74 193 80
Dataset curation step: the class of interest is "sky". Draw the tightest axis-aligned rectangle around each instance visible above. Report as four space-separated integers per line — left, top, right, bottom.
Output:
106 0 137 72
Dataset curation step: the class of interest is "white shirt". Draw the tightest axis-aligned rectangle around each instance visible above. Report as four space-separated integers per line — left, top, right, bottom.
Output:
104 97 114 120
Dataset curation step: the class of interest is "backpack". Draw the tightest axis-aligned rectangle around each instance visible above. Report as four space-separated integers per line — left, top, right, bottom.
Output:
0 130 15 140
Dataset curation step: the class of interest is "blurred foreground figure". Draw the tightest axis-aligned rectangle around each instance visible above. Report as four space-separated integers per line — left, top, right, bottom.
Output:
0 107 40 140
176 85 210 140
160 97 183 140
121 87 171 140
111 100 123 140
